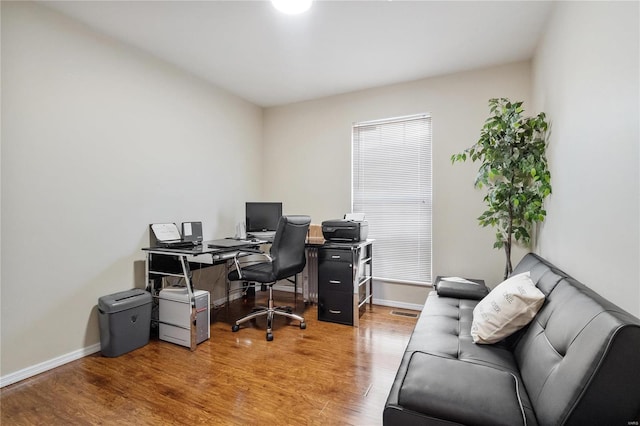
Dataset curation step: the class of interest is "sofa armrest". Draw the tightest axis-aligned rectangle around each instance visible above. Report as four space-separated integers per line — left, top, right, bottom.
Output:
397 352 529 426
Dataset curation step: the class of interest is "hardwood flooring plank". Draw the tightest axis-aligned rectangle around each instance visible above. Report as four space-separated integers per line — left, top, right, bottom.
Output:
1 292 419 425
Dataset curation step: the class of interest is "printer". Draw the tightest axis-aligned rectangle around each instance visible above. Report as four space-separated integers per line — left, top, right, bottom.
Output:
322 213 369 242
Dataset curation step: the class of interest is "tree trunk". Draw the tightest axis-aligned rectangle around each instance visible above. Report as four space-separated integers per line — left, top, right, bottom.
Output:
504 241 513 280
505 201 514 280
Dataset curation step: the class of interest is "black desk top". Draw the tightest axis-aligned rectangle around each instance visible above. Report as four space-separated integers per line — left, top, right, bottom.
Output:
306 239 374 249
142 239 262 257
144 239 373 256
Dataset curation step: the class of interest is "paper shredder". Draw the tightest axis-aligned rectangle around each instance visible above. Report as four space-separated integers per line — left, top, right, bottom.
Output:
98 289 152 357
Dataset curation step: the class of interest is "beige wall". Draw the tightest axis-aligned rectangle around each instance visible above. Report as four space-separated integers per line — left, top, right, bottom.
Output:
4 0 638 387
263 62 533 308
532 1 640 316
1 2 263 378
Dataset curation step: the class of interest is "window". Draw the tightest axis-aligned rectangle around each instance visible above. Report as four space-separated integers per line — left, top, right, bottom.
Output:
352 114 432 285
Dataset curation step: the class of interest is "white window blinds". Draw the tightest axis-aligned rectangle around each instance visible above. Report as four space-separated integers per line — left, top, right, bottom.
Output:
352 114 432 285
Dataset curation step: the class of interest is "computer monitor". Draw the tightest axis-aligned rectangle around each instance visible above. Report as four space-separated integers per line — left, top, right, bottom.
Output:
245 202 282 232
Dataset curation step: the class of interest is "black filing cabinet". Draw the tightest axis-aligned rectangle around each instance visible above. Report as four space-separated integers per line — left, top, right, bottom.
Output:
318 240 373 326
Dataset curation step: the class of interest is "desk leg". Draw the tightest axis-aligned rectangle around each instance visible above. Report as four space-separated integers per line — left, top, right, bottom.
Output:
369 250 374 309
178 255 197 352
225 260 231 308
145 254 149 292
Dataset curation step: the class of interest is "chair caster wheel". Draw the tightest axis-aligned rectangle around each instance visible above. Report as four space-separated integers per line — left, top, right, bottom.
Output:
232 324 240 332
266 333 274 341
300 322 307 330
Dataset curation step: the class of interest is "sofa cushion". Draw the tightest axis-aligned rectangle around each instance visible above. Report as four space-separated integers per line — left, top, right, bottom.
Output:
384 292 538 426
409 295 520 372
398 352 528 426
471 272 545 344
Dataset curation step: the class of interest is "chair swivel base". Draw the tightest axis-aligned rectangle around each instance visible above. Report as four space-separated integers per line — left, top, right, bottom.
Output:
231 287 306 341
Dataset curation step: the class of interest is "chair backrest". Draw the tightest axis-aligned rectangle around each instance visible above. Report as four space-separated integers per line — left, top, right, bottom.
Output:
270 215 311 280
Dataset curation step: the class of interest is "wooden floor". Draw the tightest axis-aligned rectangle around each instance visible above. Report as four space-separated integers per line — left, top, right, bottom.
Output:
1 291 419 425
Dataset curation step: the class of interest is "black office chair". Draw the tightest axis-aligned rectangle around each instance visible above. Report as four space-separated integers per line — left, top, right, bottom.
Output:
229 215 311 341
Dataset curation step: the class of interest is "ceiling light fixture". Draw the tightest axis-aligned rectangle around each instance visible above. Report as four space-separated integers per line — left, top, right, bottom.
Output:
271 0 313 15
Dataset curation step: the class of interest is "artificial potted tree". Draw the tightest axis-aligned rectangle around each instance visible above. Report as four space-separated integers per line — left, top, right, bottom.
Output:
452 98 551 279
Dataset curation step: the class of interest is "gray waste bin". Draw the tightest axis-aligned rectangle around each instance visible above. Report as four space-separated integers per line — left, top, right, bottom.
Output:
98 289 152 357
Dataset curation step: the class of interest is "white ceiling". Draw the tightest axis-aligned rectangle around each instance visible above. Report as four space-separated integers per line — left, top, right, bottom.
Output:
42 1 554 107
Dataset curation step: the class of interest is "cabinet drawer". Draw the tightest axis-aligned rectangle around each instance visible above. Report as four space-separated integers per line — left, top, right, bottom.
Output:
318 291 353 326
319 249 352 263
319 261 352 293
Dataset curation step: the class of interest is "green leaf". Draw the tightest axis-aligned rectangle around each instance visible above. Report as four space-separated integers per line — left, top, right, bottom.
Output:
451 97 550 260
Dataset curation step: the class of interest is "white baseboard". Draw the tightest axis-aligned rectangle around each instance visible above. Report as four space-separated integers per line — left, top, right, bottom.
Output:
372 297 424 312
1 342 101 388
212 290 244 307
211 284 289 307
271 285 422 311
235 283 301 294
1 295 420 388
272 283 301 293
2 289 238 388
235 285 422 311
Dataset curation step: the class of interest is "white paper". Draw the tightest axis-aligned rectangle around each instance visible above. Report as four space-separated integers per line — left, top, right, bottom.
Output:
183 223 192 236
345 212 366 221
151 223 181 241
441 276 479 285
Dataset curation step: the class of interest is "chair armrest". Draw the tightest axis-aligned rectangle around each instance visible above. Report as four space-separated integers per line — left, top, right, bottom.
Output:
232 250 272 280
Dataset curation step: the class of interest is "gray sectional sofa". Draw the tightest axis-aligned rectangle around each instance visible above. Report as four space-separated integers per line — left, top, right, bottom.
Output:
383 253 640 425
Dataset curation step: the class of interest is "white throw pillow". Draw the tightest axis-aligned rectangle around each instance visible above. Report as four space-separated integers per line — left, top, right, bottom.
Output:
471 271 545 344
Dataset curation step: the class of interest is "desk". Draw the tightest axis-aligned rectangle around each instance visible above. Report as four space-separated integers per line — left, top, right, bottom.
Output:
142 240 262 351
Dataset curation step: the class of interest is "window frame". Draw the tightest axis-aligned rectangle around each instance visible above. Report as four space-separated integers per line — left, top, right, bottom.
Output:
351 113 433 286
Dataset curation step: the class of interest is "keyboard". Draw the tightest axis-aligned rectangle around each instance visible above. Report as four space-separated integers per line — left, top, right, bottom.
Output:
157 241 197 249
247 231 275 240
